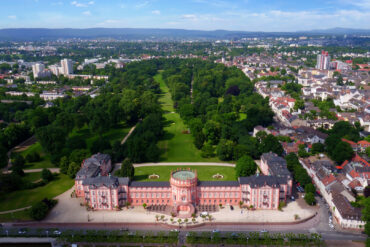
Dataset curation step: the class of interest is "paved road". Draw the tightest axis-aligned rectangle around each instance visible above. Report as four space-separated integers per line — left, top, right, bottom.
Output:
2 223 365 242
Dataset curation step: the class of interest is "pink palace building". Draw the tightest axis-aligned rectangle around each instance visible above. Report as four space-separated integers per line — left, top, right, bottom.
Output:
75 152 292 217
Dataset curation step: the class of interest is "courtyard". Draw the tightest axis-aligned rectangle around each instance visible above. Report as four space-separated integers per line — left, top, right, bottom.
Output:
45 187 317 224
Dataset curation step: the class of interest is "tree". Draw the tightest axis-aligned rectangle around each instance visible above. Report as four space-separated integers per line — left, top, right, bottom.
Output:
41 168 53 182
36 125 67 155
311 143 325 154
298 144 310 158
201 143 215 158
67 162 81 178
366 147 370 157
305 183 316 194
259 134 283 156
363 197 370 236
0 145 7 168
235 155 257 178
26 152 41 163
59 156 69 174
294 99 304 110
119 158 134 180
332 141 354 164
216 139 234 161
304 192 316 205
365 186 370 198
29 198 57 221
69 149 90 164
30 201 49 220
90 138 111 154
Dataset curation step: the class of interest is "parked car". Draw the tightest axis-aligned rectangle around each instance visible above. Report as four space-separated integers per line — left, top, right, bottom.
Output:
260 229 268 233
53 230 62 235
18 228 27 234
170 229 179 232
212 229 220 233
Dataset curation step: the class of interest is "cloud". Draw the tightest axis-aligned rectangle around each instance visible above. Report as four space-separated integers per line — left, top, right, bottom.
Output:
71 1 87 8
51 1 63 5
82 11 91 16
135 1 149 8
8 15 17 20
340 0 370 9
181 14 198 21
151 10 160 15
88 1 95 5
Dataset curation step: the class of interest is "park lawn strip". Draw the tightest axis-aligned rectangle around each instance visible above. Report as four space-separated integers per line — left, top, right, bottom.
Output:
0 209 32 222
134 165 236 182
154 73 220 162
69 123 131 150
0 174 74 211
18 142 55 170
22 172 42 184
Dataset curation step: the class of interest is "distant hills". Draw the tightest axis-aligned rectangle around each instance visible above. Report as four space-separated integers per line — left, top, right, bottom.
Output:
0 27 369 41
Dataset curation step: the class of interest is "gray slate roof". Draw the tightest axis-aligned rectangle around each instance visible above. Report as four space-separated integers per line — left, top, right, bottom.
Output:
239 175 286 188
130 181 170 188
198 181 240 187
83 176 129 188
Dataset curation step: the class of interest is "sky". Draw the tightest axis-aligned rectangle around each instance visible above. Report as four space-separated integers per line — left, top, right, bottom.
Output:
1 0 370 31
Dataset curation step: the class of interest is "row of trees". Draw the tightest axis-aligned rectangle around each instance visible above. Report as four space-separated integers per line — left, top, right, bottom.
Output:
285 153 316 205
161 59 276 161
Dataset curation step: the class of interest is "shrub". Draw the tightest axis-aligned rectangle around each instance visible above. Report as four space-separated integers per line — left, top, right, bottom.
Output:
30 198 57 220
26 152 41 163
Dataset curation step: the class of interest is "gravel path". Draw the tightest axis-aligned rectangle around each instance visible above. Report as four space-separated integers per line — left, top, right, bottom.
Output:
2 168 60 174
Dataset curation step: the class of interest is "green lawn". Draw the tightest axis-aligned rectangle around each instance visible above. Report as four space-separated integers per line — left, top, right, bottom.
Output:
134 165 236 182
154 73 220 162
22 172 42 184
0 173 74 211
18 142 55 170
69 123 131 150
0 209 32 222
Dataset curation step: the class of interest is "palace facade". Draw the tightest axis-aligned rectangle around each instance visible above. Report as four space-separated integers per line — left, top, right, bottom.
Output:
75 152 292 216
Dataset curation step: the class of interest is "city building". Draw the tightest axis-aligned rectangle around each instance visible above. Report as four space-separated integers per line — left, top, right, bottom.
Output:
75 153 292 216
32 63 50 78
61 59 73 75
316 50 331 70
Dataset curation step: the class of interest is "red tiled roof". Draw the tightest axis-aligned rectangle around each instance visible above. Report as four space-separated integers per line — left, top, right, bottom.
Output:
358 140 370 147
349 170 360 179
348 179 362 189
321 174 336 186
341 138 356 147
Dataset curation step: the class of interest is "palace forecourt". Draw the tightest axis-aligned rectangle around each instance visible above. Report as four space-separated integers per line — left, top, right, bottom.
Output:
75 152 293 218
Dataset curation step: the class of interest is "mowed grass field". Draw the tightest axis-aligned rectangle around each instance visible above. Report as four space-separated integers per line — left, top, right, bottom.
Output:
19 142 55 170
134 165 236 182
0 174 74 211
69 123 131 150
154 73 220 162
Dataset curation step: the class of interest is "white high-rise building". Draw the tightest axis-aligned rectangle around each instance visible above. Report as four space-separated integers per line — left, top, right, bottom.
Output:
316 50 331 70
49 65 60 76
32 63 45 78
61 59 73 75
